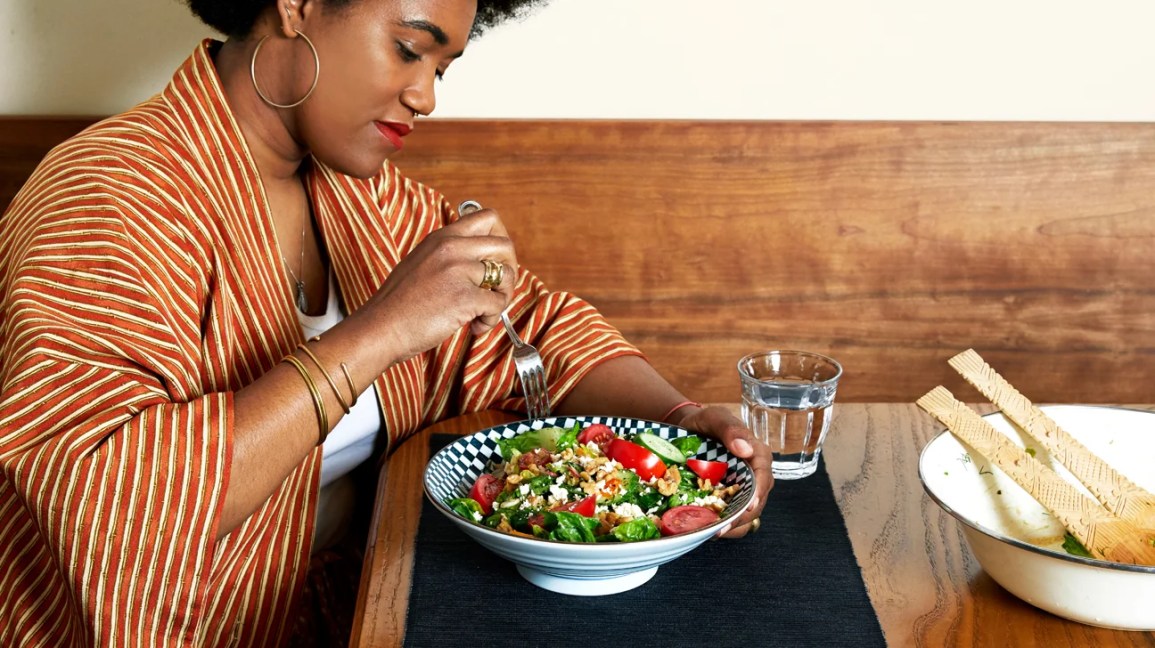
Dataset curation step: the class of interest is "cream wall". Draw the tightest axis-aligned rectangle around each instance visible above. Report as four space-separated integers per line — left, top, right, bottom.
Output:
2 0 1154 120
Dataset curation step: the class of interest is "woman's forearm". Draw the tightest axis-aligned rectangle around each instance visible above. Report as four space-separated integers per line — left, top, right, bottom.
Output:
221 313 402 541
554 355 696 424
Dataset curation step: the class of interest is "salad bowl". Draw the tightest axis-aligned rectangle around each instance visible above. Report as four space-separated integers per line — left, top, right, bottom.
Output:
423 414 756 596
919 405 1155 630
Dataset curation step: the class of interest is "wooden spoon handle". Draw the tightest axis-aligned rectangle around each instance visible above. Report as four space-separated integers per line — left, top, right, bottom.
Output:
917 386 1155 565
949 349 1155 531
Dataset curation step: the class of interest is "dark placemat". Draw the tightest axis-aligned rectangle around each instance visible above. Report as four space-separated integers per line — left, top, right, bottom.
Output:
404 434 885 648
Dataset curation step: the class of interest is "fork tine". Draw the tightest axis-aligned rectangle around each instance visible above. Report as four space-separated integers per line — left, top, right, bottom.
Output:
530 366 550 417
526 389 541 418
527 368 543 418
523 369 539 417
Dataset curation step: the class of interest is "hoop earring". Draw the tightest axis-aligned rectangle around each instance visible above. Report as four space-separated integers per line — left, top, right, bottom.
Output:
250 29 319 109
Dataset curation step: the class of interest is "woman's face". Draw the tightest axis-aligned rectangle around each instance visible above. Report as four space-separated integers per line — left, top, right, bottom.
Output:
293 0 476 178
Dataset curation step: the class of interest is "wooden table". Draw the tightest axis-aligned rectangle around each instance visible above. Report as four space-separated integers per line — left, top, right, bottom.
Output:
349 403 1155 647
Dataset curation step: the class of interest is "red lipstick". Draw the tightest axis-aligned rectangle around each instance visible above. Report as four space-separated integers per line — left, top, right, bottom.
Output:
375 121 411 150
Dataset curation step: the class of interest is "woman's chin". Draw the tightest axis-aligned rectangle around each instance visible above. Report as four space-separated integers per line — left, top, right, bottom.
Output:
318 153 388 180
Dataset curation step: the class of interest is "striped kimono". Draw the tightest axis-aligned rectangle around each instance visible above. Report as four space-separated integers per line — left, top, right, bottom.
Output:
0 41 641 647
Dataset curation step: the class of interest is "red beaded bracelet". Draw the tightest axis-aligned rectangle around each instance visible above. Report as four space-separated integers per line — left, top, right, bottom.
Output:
661 400 703 423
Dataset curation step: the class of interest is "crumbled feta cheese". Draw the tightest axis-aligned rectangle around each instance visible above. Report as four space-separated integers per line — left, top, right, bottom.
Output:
548 485 570 503
519 484 530 496
691 495 728 509
612 502 647 520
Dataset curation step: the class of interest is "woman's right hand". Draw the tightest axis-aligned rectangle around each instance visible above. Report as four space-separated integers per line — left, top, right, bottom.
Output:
357 205 519 362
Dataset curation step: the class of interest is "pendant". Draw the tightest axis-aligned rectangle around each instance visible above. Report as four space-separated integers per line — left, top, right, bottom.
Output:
295 279 309 313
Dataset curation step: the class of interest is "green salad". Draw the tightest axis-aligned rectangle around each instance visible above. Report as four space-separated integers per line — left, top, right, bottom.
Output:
445 422 740 543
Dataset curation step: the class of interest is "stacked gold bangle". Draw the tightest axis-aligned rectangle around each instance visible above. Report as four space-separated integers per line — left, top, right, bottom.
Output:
297 344 352 414
281 339 360 446
282 354 328 443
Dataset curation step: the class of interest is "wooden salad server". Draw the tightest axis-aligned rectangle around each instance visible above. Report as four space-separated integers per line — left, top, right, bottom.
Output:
949 348 1155 533
917 386 1155 566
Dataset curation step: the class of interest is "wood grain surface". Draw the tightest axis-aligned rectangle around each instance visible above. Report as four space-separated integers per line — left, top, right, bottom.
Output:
391 120 1155 404
822 403 1155 647
350 405 1155 647
5 117 1154 402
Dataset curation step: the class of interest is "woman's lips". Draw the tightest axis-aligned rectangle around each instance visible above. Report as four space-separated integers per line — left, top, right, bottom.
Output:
374 121 410 150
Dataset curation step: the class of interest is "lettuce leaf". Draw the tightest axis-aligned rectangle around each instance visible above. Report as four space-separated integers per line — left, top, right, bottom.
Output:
497 423 580 459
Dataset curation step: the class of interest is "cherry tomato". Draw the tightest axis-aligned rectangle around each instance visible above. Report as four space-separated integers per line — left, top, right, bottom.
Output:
659 505 720 536
686 458 728 484
577 423 616 453
469 473 504 515
553 495 597 517
606 438 666 481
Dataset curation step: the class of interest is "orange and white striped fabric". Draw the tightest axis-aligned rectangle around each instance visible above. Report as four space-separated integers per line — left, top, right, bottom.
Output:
0 41 641 647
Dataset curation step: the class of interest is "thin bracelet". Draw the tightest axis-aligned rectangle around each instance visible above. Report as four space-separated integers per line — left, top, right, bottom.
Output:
282 354 329 445
661 400 703 423
296 343 352 414
339 362 358 405
308 335 360 407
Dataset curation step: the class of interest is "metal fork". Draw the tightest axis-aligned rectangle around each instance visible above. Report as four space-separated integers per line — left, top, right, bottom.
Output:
500 309 551 420
458 200 551 420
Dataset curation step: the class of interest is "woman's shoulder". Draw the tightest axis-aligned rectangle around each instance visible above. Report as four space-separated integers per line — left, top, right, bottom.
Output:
7 99 217 247
29 98 191 193
64 96 193 157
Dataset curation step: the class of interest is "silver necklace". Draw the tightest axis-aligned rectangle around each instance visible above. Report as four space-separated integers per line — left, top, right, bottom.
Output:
283 223 308 313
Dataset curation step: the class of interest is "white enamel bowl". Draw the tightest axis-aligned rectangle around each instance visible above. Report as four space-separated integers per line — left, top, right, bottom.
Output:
424 415 755 596
919 405 1155 630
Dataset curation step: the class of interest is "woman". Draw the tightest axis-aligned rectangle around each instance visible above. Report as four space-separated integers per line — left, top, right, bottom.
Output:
0 0 772 645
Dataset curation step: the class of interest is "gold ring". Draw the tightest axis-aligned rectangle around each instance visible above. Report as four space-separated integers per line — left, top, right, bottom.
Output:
478 259 504 290
749 517 761 534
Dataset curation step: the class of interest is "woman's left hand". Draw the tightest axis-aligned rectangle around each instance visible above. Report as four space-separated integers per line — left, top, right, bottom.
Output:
674 405 772 538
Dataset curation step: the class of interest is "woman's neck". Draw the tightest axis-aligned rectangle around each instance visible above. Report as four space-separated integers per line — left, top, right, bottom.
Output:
212 36 308 185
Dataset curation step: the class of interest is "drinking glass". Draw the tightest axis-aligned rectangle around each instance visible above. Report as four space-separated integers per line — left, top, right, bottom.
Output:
737 350 843 479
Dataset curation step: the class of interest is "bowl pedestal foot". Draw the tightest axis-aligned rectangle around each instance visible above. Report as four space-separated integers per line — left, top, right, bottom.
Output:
516 565 658 596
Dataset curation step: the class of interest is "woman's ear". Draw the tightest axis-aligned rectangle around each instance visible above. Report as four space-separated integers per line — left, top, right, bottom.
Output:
279 0 315 37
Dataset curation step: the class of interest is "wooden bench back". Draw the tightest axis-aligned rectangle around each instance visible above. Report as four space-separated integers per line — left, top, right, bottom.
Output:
6 117 1154 403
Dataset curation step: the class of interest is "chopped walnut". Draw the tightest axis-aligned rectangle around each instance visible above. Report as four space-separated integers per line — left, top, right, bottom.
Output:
655 465 682 496
713 484 742 499
597 511 624 536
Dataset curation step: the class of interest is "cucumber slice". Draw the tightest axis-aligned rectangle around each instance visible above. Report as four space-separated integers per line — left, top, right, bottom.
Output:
634 432 687 464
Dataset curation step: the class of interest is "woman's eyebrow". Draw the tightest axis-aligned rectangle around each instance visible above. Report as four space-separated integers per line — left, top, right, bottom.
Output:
396 19 449 45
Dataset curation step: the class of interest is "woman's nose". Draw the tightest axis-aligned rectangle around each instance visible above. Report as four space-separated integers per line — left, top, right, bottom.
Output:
401 80 436 117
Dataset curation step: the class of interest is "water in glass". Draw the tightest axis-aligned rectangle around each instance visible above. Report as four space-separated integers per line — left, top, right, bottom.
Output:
738 351 842 480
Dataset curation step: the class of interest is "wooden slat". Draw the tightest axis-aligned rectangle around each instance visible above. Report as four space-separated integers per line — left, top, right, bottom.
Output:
0 116 97 211
6 117 1155 403
392 120 1155 403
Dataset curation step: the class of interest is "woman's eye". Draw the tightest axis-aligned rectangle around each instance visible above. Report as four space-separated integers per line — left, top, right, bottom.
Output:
395 41 420 63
